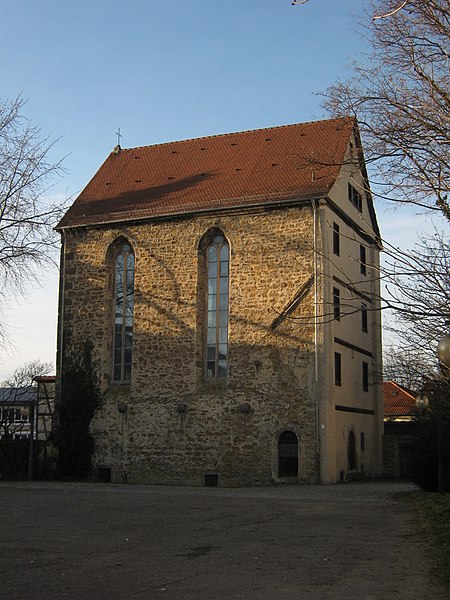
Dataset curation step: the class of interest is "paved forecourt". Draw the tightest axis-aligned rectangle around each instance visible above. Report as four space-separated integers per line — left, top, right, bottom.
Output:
1 481 446 600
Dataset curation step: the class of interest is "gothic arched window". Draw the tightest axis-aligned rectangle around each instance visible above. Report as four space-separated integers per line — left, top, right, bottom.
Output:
113 242 134 382
205 232 229 380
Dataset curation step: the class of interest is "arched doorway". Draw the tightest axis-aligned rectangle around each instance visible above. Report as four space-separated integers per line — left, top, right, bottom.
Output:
278 431 298 477
348 430 356 471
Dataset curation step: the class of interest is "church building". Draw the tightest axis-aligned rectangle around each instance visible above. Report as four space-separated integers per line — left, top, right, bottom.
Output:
56 117 383 485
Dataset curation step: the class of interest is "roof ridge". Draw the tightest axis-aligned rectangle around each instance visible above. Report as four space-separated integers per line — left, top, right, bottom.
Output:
117 116 355 154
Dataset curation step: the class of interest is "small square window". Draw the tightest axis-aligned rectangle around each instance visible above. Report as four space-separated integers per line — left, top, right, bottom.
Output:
348 183 362 212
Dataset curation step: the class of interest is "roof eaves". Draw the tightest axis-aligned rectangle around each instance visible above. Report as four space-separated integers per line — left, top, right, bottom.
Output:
56 191 326 231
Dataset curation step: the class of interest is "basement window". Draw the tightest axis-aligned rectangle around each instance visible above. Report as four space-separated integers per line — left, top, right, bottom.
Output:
97 466 111 483
204 473 218 487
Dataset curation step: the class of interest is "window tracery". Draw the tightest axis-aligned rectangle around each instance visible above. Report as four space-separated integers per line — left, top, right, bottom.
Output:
113 242 134 382
205 232 229 380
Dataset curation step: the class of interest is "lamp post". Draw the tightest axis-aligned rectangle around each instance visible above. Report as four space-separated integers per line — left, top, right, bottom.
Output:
436 330 450 494
437 332 450 375
27 400 35 481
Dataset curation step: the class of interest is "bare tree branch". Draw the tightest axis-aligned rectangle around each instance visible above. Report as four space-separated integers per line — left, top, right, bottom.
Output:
2 359 53 388
373 0 410 20
0 94 67 345
322 0 450 221
291 0 412 21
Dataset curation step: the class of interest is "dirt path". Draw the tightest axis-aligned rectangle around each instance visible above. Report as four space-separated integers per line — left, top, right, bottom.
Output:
0 481 447 599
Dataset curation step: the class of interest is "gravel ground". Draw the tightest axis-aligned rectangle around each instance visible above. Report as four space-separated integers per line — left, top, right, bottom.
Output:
0 480 447 599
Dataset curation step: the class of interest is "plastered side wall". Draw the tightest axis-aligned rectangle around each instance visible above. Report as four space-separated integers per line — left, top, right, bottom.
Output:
320 153 383 482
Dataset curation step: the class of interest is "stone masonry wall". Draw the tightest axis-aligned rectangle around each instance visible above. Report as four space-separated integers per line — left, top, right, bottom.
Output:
60 205 318 485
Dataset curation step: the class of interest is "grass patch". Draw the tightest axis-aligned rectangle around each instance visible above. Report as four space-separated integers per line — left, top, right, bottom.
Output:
397 490 450 587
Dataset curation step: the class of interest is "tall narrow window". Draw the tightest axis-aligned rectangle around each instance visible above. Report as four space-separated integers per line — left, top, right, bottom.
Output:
333 222 340 256
360 244 367 276
333 287 341 321
335 352 342 386
362 361 369 392
113 243 134 382
206 233 229 379
361 303 368 333
348 431 356 470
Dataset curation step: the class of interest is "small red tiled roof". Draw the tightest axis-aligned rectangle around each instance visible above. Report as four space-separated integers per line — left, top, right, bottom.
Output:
33 375 56 383
57 117 356 229
383 381 419 417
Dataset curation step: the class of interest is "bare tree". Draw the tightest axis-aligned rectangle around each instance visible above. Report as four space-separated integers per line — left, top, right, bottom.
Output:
0 94 66 343
379 230 449 389
322 0 450 221
383 347 434 389
314 0 450 371
381 232 449 343
2 359 53 387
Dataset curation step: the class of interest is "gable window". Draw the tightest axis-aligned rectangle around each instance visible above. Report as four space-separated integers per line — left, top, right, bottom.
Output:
333 222 340 256
205 232 229 380
334 352 342 386
113 243 134 382
348 183 362 212
360 244 367 276
361 303 368 333
333 287 341 321
362 361 369 392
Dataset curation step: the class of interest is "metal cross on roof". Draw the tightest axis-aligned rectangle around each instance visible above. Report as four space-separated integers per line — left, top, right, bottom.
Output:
116 127 122 146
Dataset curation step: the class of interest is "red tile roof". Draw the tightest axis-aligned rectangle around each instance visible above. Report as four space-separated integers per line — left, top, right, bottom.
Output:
57 117 356 229
33 375 56 383
383 381 419 417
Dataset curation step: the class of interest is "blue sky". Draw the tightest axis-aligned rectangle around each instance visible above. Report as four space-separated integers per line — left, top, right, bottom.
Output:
0 0 432 379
